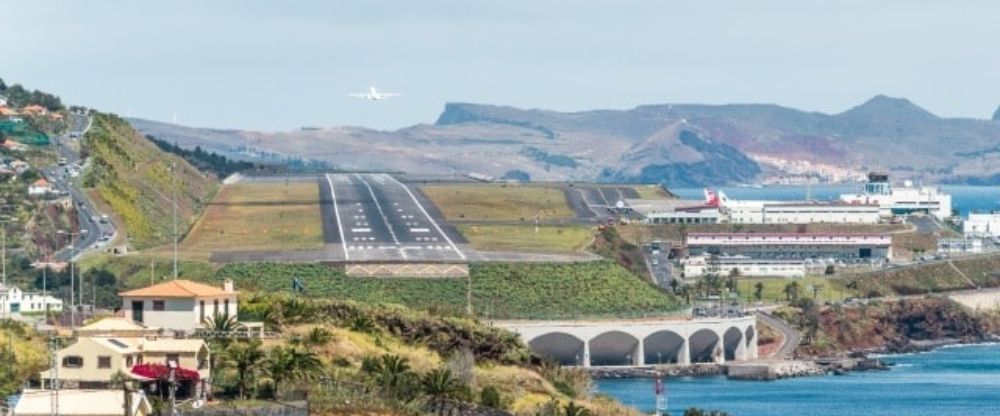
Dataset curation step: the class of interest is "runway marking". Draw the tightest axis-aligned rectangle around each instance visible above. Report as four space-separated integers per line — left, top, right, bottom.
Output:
355 174 407 260
352 228 371 233
384 174 465 260
410 228 430 233
325 174 349 260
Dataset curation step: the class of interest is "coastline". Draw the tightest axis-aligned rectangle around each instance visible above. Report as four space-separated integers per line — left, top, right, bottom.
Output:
586 336 1000 381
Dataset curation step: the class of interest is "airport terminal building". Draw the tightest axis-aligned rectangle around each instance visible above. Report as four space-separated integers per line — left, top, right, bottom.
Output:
685 232 893 261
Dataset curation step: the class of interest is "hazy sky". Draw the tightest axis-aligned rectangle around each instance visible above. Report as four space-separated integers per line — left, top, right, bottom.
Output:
3 1 998 131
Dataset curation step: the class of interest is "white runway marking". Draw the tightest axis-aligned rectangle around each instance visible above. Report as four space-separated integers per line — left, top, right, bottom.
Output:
351 228 371 233
356 174 406 260
325 174 349 260
384 174 465 260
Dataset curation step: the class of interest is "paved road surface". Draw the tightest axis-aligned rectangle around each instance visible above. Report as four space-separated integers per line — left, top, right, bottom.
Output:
322 173 467 262
757 311 801 359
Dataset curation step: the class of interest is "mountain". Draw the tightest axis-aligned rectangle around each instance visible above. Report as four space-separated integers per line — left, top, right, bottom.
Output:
994 105 1000 121
129 96 1000 186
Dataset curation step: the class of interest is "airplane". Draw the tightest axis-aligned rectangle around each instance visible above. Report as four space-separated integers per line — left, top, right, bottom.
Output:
348 86 401 101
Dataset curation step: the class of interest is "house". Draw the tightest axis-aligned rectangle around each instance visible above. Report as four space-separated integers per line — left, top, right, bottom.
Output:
75 317 162 338
3 139 28 151
13 389 153 416
119 279 238 332
28 178 53 196
0 95 7 106
0 285 63 314
0 106 16 117
21 104 48 116
10 159 30 174
39 335 211 394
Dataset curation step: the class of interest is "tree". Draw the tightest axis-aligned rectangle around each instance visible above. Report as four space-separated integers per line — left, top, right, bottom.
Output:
220 340 265 399
203 313 244 332
303 326 333 347
783 281 800 301
563 402 593 416
421 368 463 415
753 282 764 302
264 346 321 398
669 278 680 293
361 354 413 391
480 385 503 409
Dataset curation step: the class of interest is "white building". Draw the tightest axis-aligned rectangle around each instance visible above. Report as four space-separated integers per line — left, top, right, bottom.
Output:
840 172 953 220
14 389 153 416
0 285 63 314
964 213 1000 238
686 232 893 261
719 191 880 224
119 279 238 332
28 178 54 196
681 255 806 278
937 238 983 255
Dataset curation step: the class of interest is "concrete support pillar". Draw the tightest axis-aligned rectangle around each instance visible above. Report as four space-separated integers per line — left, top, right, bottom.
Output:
678 338 691 365
749 327 759 360
734 333 749 362
582 341 591 368
713 335 725 364
634 340 645 366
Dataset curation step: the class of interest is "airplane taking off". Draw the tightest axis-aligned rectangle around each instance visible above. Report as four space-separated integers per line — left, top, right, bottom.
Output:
349 86 401 101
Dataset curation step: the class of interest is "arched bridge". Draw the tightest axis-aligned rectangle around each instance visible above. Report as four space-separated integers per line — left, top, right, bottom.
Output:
497 315 757 367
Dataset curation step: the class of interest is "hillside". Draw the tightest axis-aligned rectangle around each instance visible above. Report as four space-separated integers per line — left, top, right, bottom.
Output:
82 113 217 249
131 96 1000 186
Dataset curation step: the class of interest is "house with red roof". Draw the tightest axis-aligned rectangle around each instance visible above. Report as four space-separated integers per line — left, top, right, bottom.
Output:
119 279 239 331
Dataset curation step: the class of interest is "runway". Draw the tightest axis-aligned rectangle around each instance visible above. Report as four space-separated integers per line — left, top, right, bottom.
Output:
322 173 467 262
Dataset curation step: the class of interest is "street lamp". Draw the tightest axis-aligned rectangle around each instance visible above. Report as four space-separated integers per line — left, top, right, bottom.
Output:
58 229 81 327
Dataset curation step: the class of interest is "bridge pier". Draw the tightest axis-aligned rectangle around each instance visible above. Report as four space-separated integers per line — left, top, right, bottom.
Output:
734 333 749 361
713 337 725 364
634 340 645 366
678 339 691 365
582 341 591 367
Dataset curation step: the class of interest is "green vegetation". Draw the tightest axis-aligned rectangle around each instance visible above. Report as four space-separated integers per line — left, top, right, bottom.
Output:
735 276 858 304
81 113 217 249
146 135 258 178
0 120 49 145
590 226 649 279
846 254 1000 297
520 146 579 168
0 321 49 398
457 224 593 253
206 261 680 319
421 184 574 221
170 181 323 260
0 77 64 111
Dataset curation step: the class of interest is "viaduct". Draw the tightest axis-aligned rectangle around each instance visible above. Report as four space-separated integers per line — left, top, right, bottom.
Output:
497 315 757 367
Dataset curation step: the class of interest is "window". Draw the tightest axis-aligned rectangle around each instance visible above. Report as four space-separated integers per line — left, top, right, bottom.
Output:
98 356 112 369
62 356 84 368
199 300 205 322
153 300 166 311
166 354 180 365
126 355 134 367
213 299 219 317
137 355 144 365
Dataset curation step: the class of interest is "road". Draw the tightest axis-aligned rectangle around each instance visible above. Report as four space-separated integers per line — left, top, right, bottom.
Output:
757 311 801 359
44 113 116 261
321 173 467 262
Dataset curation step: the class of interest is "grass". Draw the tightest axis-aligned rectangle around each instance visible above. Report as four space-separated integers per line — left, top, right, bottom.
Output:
735 276 858 304
420 184 574 222
457 224 594 253
206 261 681 319
79 253 217 289
162 181 323 260
631 184 671 199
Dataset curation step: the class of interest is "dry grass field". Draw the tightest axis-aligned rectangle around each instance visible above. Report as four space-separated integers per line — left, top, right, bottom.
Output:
457 224 594 253
421 184 574 221
168 181 323 260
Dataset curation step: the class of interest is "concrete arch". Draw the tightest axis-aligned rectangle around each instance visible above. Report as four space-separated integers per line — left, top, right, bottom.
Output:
723 327 745 361
589 331 640 366
745 326 756 348
643 330 685 365
528 332 586 366
688 329 722 363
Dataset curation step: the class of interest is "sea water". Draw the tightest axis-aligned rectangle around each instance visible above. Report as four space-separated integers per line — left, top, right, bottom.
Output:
670 185 1000 218
594 343 1000 415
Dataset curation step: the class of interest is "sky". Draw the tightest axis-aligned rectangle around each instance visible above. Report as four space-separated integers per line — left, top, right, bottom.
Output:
3 0 999 131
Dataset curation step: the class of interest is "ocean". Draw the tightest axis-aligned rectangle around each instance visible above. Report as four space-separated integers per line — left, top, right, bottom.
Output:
669 185 1000 218
595 343 1000 416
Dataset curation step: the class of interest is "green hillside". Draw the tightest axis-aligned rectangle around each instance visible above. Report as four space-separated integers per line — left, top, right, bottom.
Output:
204 261 682 320
82 113 217 249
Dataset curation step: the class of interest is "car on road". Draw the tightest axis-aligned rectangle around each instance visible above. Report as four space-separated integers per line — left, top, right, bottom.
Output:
58 157 68 166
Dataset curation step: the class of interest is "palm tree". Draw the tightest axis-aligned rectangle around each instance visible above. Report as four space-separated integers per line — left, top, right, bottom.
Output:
563 401 593 416
753 282 764 302
303 327 333 347
221 340 265 399
669 278 680 293
264 346 322 397
203 313 245 332
421 368 462 415
783 281 800 301
362 354 412 391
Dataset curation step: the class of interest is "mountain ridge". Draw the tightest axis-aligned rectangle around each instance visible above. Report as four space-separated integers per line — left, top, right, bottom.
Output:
129 95 1000 186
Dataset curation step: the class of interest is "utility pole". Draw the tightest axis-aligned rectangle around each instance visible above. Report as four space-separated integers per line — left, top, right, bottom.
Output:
49 334 59 416
58 230 80 328
172 162 178 280
1 215 19 320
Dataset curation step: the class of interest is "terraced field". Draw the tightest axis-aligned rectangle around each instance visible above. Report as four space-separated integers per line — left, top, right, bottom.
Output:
420 184 574 222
